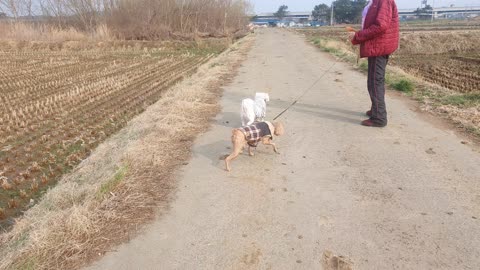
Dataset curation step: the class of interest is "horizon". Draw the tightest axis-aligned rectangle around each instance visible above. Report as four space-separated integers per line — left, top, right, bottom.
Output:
250 0 480 13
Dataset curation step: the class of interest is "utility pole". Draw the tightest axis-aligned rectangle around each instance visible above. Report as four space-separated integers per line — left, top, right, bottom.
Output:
330 1 334 26
431 0 435 22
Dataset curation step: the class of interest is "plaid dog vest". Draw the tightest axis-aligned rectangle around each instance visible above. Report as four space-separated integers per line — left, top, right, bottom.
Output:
241 122 272 147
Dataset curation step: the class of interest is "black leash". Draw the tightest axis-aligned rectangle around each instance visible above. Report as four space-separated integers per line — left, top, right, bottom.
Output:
273 62 336 121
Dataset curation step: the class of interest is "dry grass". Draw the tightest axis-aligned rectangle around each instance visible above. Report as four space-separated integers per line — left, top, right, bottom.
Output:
385 65 480 134
398 30 480 55
0 22 111 42
0 34 254 270
0 0 251 42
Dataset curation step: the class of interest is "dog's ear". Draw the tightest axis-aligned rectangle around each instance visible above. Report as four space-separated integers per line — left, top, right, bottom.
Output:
273 122 284 136
255 92 270 101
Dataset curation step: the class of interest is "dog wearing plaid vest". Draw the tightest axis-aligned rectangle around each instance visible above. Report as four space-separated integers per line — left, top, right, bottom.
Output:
225 121 284 172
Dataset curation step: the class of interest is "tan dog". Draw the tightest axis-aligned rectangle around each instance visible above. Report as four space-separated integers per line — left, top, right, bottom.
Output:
225 121 284 171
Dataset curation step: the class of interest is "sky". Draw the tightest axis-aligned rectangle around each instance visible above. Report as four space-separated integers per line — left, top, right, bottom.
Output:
250 0 480 13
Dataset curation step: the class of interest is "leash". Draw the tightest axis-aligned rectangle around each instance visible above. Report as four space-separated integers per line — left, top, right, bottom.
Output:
273 62 336 121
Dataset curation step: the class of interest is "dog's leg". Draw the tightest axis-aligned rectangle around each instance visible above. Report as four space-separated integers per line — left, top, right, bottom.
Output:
248 146 255 156
225 130 245 171
246 108 255 126
262 138 279 154
225 147 241 172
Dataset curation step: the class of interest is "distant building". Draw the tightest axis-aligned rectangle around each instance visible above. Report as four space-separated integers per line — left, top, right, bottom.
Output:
252 6 480 26
252 12 312 26
399 6 480 20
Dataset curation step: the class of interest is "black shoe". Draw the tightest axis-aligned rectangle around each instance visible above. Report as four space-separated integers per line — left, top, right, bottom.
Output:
361 119 386 127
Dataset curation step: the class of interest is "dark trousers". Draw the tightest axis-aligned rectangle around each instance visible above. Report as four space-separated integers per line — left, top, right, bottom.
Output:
367 55 389 125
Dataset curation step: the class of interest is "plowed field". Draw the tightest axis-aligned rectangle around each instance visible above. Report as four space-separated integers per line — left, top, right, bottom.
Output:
0 41 223 227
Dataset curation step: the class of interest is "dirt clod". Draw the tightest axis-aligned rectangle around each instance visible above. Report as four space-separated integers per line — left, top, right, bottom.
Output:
322 250 354 270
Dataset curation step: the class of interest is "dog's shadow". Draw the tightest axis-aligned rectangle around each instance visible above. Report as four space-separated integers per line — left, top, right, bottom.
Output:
194 140 273 169
194 140 234 168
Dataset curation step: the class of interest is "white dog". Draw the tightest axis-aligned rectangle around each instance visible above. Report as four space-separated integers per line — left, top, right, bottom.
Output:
241 92 270 126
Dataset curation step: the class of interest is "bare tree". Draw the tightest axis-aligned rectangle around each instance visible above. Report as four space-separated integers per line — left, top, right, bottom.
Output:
20 0 32 16
0 0 36 18
0 0 19 18
5 0 251 39
105 0 250 39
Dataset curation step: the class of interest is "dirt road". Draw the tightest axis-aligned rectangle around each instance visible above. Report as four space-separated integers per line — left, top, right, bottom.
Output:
87 29 480 270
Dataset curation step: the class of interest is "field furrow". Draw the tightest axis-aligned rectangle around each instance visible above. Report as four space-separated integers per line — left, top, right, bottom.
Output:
0 42 222 227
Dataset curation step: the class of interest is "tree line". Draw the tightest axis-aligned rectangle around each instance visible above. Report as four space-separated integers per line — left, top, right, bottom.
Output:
0 0 252 40
311 0 367 24
414 4 434 20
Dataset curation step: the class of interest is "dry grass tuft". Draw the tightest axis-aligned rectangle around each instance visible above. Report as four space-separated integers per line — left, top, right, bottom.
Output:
387 65 480 135
0 35 254 270
398 30 480 55
0 22 111 42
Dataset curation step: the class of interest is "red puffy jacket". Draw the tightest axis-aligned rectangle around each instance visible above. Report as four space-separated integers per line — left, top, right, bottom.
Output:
352 0 399 58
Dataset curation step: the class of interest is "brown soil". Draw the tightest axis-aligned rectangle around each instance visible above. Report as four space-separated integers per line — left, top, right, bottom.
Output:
0 42 225 228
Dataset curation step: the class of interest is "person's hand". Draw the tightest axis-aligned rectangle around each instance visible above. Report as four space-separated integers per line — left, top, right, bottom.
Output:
348 32 356 42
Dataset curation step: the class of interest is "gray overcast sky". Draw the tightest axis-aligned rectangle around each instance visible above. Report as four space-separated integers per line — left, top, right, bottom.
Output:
250 0 480 13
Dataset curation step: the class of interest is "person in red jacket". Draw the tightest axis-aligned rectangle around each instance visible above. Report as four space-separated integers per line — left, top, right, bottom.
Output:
350 0 399 127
